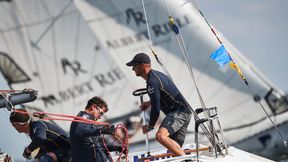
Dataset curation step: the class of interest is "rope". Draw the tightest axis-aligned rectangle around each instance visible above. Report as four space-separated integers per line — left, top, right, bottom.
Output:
0 90 24 93
11 109 131 159
12 109 108 126
101 124 129 162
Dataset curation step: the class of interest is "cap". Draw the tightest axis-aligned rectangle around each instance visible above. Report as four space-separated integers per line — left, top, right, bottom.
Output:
126 53 151 66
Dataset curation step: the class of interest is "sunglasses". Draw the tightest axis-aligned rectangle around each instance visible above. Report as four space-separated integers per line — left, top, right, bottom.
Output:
95 105 104 116
12 119 30 126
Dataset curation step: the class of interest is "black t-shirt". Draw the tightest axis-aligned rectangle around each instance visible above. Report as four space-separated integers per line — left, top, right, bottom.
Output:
146 69 188 127
28 121 70 153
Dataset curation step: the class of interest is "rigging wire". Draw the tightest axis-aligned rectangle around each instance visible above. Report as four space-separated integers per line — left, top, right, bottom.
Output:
189 0 247 84
72 13 82 112
141 0 153 49
52 19 64 115
140 0 217 146
139 0 174 80
160 0 172 16
247 85 287 143
173 26 208 111
190 0 288 146
164 4 209 107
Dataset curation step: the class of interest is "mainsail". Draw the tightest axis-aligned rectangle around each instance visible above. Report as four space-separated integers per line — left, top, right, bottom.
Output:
0 0 141 129
0 0 287 160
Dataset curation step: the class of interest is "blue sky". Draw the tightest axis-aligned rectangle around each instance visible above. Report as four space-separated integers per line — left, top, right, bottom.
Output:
0 0 288 161
197 0 288 92
0 75 30 161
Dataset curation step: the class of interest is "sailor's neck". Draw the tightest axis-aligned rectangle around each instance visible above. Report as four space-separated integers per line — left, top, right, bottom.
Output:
142 68 152 80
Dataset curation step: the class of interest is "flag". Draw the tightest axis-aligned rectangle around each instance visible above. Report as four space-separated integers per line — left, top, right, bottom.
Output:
169 17 179 34
210 44 231 66
229 62 245 79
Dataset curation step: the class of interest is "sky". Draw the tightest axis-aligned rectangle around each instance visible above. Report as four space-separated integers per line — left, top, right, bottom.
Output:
197 0 288 92
0 0 288 161
0 75 30 161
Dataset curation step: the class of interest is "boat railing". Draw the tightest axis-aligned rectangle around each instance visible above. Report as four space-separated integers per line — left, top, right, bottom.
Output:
195 107 228 161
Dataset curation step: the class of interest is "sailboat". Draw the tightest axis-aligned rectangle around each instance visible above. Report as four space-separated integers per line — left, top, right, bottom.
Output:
0 0 287 161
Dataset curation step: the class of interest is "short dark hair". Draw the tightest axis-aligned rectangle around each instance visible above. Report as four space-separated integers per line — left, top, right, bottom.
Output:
9 108 30 123
85 96 108 111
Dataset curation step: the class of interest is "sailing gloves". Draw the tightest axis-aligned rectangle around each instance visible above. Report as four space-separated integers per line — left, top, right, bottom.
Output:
22 148 31 159
102 125 116 135
107 145 127 154
115 145 128 156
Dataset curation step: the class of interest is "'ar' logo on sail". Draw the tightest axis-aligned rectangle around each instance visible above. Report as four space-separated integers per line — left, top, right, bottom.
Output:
126 8 146 26
61 58 87 76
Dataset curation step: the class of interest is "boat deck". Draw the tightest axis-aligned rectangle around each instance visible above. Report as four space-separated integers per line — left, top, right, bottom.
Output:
115 144 274 162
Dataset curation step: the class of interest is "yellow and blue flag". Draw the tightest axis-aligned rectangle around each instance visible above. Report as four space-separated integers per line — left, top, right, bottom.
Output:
169 17 179 34
210 44 231 66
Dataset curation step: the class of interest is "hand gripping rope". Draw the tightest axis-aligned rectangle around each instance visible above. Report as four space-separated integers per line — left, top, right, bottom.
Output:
102 123 130 162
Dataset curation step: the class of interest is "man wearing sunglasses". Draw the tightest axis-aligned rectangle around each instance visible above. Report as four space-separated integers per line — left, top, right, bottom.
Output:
70 96 123 162
9 108 71 162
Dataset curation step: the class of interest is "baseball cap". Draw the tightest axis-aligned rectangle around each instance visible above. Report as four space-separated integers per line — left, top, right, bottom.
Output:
126 53 151 66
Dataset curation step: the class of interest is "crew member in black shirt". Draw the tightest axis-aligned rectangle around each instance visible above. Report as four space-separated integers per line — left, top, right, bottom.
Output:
70 96 123 162
10 108 71 162
126 53 192 156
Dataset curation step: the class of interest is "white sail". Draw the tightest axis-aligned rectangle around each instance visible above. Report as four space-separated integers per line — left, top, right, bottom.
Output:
0 0 287 161
0 0 141 129
73 0 288 160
